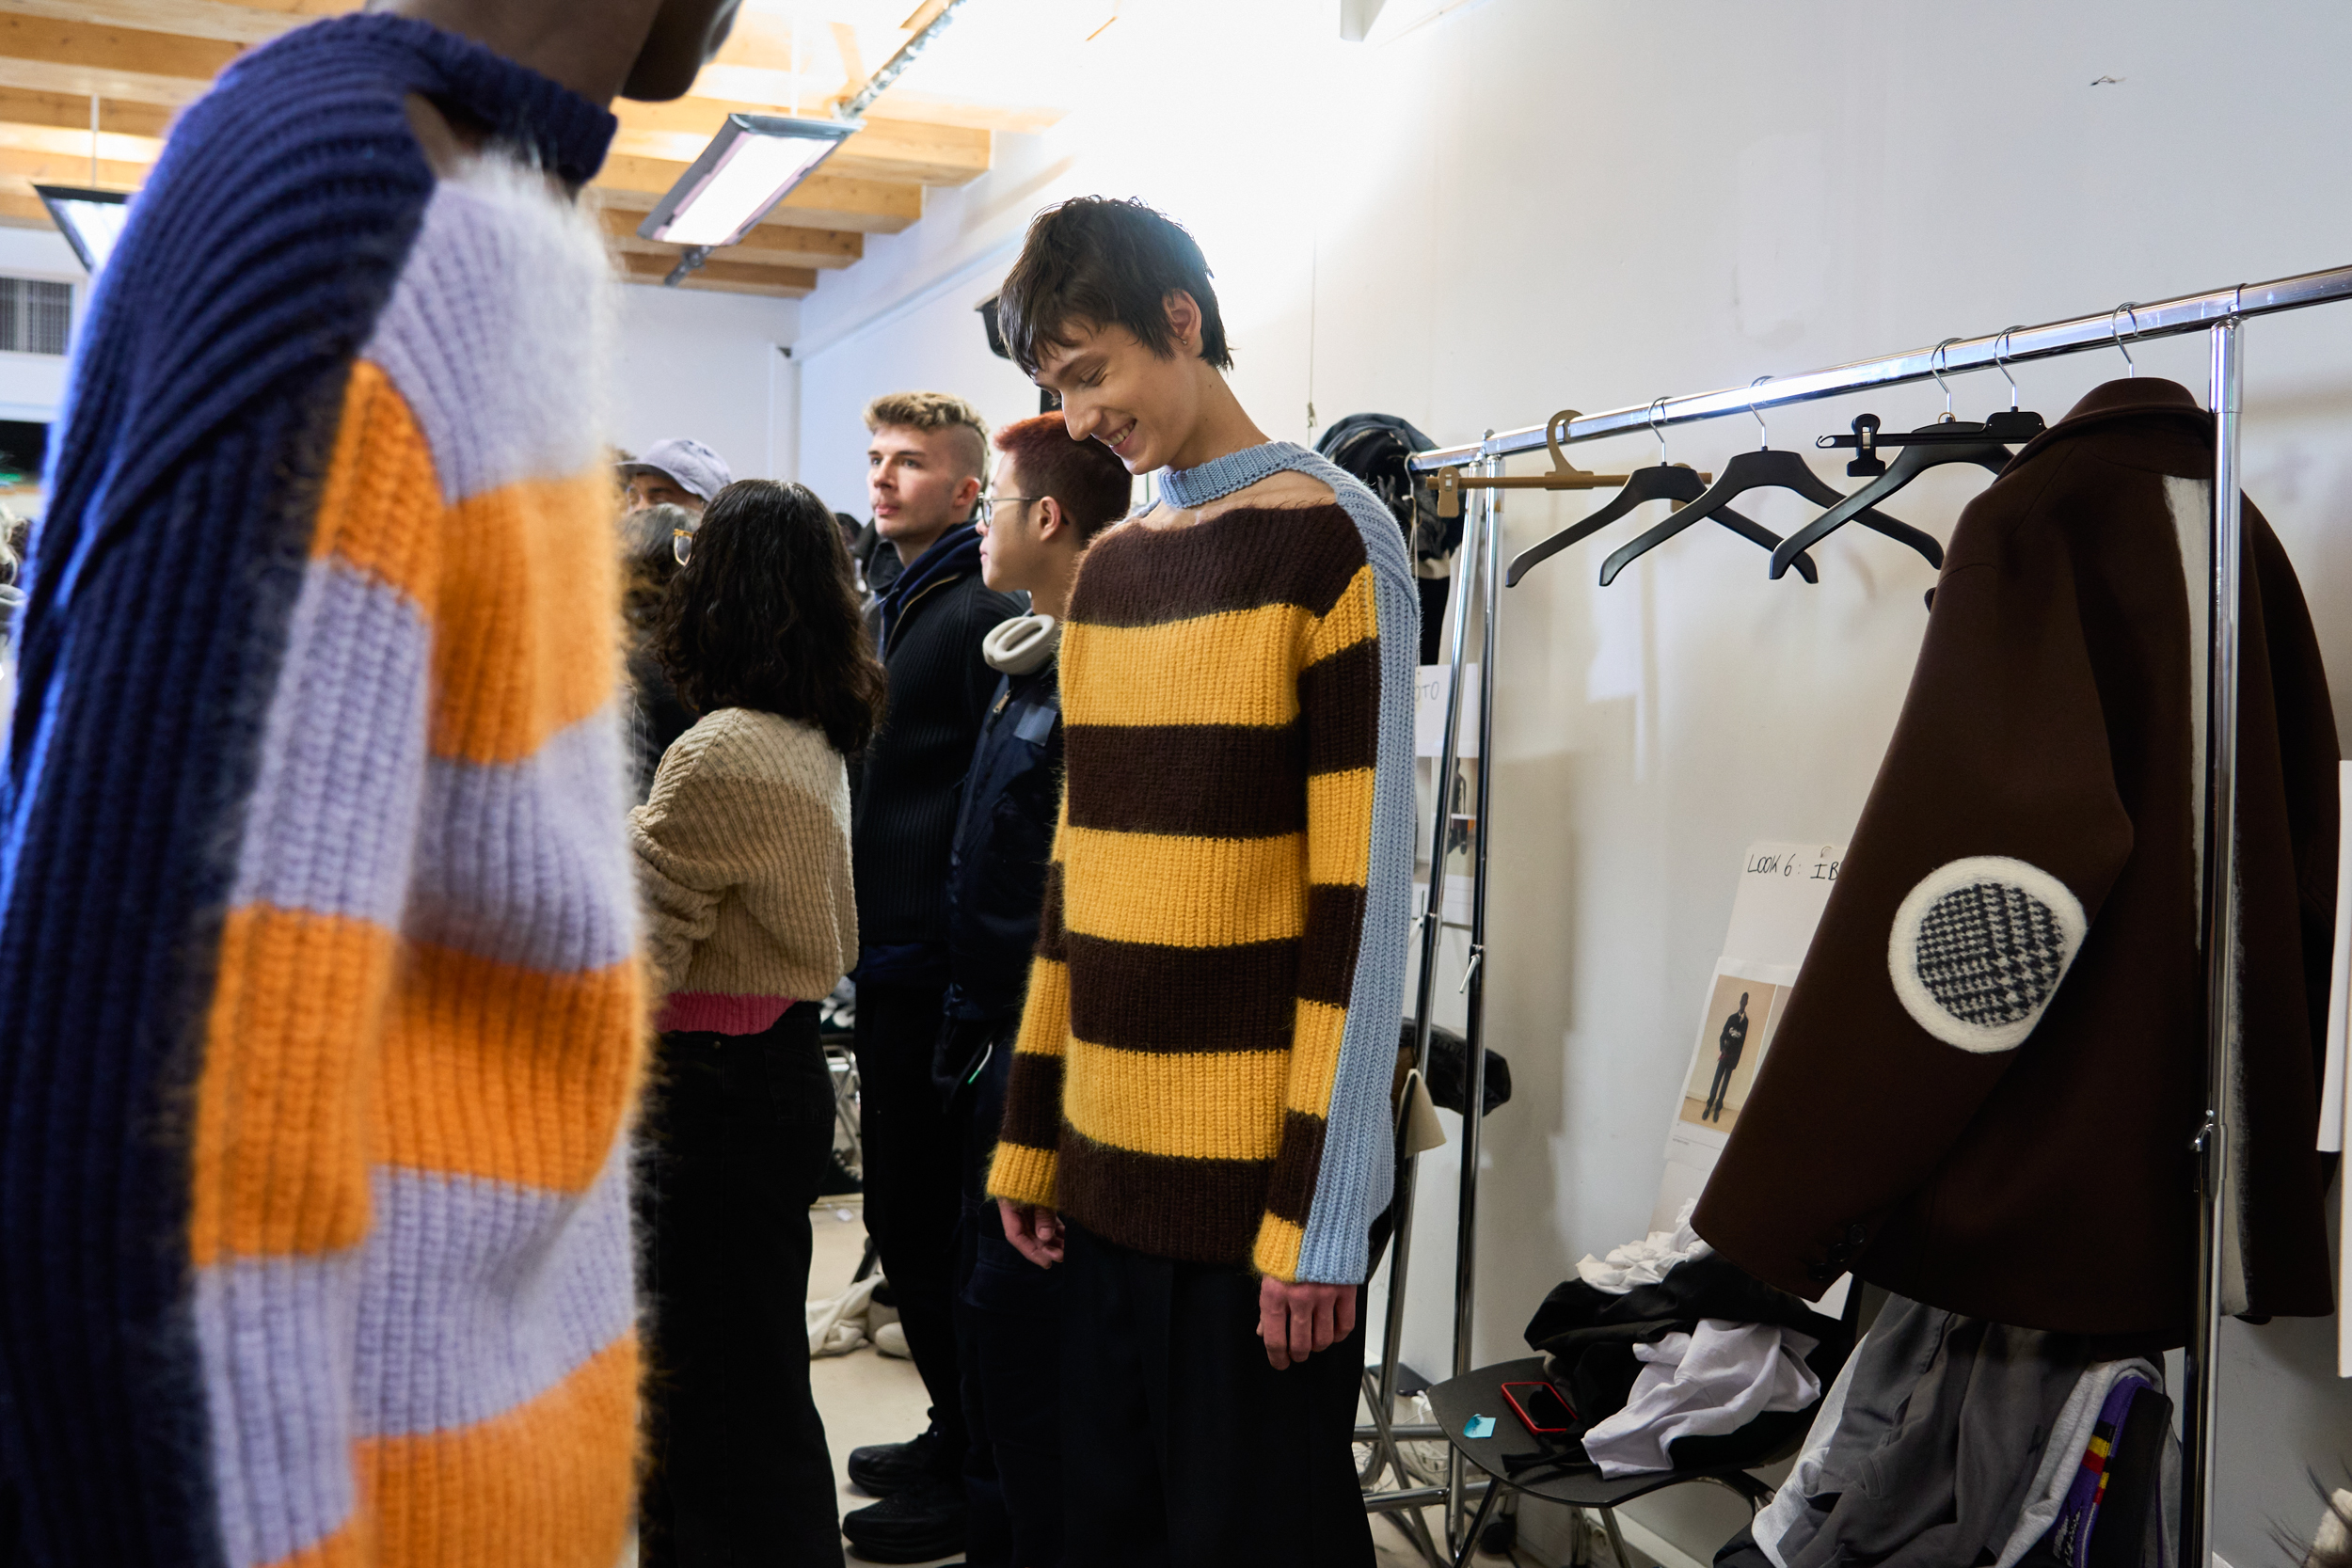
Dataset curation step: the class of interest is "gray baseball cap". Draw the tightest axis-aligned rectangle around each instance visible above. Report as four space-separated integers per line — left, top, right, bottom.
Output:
619 437 732 502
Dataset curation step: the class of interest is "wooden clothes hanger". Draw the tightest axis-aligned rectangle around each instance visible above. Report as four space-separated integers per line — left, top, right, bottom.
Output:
1426 410 1632 521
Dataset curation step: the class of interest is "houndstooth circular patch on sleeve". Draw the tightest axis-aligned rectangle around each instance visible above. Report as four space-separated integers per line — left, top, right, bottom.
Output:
1886 856 2087 1053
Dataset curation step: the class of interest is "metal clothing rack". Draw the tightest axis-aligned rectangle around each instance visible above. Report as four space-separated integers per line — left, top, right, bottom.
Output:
1396 261 2352 1568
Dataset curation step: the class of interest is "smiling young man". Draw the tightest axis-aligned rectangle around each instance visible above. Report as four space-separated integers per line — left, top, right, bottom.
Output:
843 390 1022 1561
985 198 1418 1565
0 1 740 1564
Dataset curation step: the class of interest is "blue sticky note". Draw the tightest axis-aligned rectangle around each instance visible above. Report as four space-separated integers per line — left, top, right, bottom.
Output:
1464 1415 1496 1440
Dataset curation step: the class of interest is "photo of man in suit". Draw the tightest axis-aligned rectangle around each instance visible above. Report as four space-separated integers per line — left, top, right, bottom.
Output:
1704 993 1750 1122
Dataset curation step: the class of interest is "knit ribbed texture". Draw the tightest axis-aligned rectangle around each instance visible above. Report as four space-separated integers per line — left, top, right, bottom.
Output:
0 20 632 1568
987 443 1419 1285
631 706 857 1031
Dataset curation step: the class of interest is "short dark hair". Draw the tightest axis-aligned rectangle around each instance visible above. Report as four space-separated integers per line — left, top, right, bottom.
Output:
654 479 887 756
993 414 1133 541
995 197 1231 377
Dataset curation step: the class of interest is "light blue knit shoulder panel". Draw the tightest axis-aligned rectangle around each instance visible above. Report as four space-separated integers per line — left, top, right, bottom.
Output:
1156 441 1420 1283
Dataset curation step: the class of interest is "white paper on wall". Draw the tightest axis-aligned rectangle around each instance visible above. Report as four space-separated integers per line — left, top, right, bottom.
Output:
1654 843 1847 1311
1414 661 1480 758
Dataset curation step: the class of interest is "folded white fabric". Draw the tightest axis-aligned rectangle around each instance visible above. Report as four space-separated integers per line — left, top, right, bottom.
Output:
1581 1319 1822 1478
1577 1197 1713 1293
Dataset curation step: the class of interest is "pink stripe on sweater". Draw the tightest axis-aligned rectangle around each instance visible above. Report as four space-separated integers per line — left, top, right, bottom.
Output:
658 991 794 1036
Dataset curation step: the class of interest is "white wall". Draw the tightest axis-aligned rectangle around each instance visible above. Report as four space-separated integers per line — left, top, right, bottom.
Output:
805 1 2352 1559
613 280 801 486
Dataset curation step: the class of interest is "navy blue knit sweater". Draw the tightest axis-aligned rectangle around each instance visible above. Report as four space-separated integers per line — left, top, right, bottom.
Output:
0 18 618 1566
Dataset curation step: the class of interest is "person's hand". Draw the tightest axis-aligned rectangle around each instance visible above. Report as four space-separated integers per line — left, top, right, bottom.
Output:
1258 1276 1358 1370
998 1198 1065 1268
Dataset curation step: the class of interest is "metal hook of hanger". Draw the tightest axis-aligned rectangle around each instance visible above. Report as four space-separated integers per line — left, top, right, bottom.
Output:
1748 375 1772 451
1994 325 2026 412
1930 338 1962 422
2110 303 2143 376
1647 396 1670 466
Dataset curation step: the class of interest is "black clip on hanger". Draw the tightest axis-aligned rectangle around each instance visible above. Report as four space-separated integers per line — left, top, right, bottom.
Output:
1770 335 2038 579
1505 403 1815 584
1597 380 1918 586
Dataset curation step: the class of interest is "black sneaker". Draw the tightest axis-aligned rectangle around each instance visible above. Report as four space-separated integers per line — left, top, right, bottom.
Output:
843 1478 966 1563
845 1426 946 1497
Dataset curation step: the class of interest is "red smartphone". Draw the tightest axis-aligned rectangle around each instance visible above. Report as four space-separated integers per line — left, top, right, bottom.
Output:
1501 1380 1574 1434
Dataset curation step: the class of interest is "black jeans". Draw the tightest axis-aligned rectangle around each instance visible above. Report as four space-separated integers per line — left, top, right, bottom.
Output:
852 980 968 1468
638 1004 842 1567
1058 1224 1375 1568
952 1020 1065 1566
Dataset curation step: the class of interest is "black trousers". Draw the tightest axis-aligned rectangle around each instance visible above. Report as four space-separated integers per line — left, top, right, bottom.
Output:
1705 1053 1737 1119
638 1004 842 1568
952 1020 1065 1566
852 979 967 1466
1059 1224 1375 1568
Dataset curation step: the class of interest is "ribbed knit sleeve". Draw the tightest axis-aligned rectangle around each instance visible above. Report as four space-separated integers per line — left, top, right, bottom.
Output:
629 707 857 1008
0 23 634 1561
986 793 1072 1209
1277 461 1420 1286
1252 557 1389 1281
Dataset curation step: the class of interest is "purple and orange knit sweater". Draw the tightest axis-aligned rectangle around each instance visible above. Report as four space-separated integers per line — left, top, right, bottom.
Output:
0 18 641 1568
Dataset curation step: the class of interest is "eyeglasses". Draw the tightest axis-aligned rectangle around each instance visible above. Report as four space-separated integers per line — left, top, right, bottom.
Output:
973 495 1041 528
674 527 695 565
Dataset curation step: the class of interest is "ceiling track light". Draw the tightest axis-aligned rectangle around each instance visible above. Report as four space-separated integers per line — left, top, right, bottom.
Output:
37 183 129 276
644 0 977 286
637 113 858 266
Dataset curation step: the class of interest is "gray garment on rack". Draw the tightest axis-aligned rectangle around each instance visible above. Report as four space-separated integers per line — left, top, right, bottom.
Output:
1761 1295 2085 1568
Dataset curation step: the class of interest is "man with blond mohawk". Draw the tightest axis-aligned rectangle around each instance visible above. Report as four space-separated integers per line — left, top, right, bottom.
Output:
842 389 1022 1562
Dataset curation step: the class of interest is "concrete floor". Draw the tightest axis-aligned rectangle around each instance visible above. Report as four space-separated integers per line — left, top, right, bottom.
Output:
805 1199 1511 1567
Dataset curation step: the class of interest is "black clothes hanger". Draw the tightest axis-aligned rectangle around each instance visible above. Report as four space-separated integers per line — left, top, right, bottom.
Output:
1598 379 1939 587
1506 401 1819 586
1769 335 2042 579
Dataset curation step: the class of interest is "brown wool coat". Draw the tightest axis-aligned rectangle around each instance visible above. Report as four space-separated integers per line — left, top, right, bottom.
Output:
1693 377 2339 1343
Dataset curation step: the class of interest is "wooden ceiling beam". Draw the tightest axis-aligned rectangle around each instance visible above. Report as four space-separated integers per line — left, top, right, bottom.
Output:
0 145 148 188
0 83 174 137
0 2 306 47
0 119 162 165
615 250 815 299
0 183 55 228
0 12 242 83
0 49 205 105
593 203 862 270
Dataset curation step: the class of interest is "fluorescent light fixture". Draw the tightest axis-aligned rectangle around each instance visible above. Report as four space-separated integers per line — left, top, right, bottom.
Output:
638 114 857 251
34 185 130 276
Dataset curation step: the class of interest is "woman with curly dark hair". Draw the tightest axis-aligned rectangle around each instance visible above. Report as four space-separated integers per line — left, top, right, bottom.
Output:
630 479 886 1568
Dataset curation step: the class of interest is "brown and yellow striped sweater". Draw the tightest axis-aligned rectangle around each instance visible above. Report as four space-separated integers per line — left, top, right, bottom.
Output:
987 441 1419 1285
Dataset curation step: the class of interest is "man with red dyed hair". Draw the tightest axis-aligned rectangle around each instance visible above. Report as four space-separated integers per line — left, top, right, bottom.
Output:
912 415 1128 1568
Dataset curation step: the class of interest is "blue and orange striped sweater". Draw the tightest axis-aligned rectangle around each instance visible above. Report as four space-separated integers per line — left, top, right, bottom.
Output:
987 443 1419 1286
0 18 640 1567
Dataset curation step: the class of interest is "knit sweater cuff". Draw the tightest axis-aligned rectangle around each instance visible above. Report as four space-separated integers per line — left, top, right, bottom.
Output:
1253 1213 1309 1284
986 1141 1057 1209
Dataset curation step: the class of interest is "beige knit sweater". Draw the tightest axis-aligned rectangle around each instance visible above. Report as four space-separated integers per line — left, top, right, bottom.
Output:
628 706 857 1034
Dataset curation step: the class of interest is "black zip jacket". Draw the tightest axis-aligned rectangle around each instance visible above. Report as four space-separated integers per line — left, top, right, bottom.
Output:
851 525 1022 984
